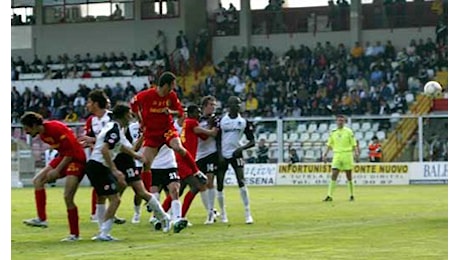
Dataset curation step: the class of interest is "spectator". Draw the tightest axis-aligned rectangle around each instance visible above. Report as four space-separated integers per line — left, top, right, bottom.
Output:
245 93 259 116
63 107 78 123
429 134 446 161
72 92 86 116
245 150 257 164
81 68 92 78
155 30 167 54
176 30 190 63
288 148 300 164
226 3 238 34
368 136 382 162
111 4 123 20
215 2 227 35
256 138 269 163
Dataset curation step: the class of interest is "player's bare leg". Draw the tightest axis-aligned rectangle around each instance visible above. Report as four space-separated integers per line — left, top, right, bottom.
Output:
112 185 127 225
132 170 151 223
142 146 159 173
324 169 340 202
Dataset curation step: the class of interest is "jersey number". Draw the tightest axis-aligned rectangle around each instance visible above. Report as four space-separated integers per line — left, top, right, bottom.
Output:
206 163 216 172
169 172 178 180
126 168 136 178
236 158 244 167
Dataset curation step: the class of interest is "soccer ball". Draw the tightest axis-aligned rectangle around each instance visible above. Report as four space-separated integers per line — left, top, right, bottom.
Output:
423 81 442 96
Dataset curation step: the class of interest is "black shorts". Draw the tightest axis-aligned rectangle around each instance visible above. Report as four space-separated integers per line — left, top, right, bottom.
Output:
151 168 180 188
220 156 245 172
85 160 119 196
369 157 381 163
114 153 140 183
196 152 218 175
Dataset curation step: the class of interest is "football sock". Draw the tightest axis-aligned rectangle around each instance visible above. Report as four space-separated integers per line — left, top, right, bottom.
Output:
100 218 114 237
182 191 197 217
208 188 216 212
147 196 167 219
348 181 354 197
96 204 106 228
91 188 98 215
200 189 210 212
171 199 182 220
35 188 47 221
180 151 199 173
153 192 160 201
217 191 226 214
162 195 172 212
239 186 250 211
327 180 337 197
133 205 141 215
67 207 79 236
142 171 152 192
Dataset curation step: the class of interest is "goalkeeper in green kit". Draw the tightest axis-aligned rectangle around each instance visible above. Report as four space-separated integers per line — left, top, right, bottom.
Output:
321 115 360 202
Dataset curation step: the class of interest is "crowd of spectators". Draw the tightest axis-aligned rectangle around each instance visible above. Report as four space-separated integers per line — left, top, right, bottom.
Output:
187 37 447 121
12 37 447 127
11 29 211 82
213 1 239 36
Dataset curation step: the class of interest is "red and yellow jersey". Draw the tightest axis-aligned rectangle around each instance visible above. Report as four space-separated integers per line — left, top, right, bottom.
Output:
130 87 184 137
40 121 86 164
179 118 205 159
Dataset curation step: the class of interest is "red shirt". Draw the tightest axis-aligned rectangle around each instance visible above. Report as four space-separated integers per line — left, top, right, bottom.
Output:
39 121 87 164
179 118 206 159
130 87 184 137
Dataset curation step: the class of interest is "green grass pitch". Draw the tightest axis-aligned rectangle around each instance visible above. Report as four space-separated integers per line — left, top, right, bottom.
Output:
11 185 447 260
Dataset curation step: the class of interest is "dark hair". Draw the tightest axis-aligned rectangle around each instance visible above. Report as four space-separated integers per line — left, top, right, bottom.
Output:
187 104 200 115
112 102 131 120
20 111 43 127
88 89 109 109
227 95 240 104
158 71 176 87
336 114 346 119
201 95 217 108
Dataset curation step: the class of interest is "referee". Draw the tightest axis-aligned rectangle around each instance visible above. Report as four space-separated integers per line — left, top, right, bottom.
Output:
322 115 360 202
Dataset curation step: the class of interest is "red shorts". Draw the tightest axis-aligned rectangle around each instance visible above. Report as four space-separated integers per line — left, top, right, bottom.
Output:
175 153 195 179
49 156 85 180
143 127 179 148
